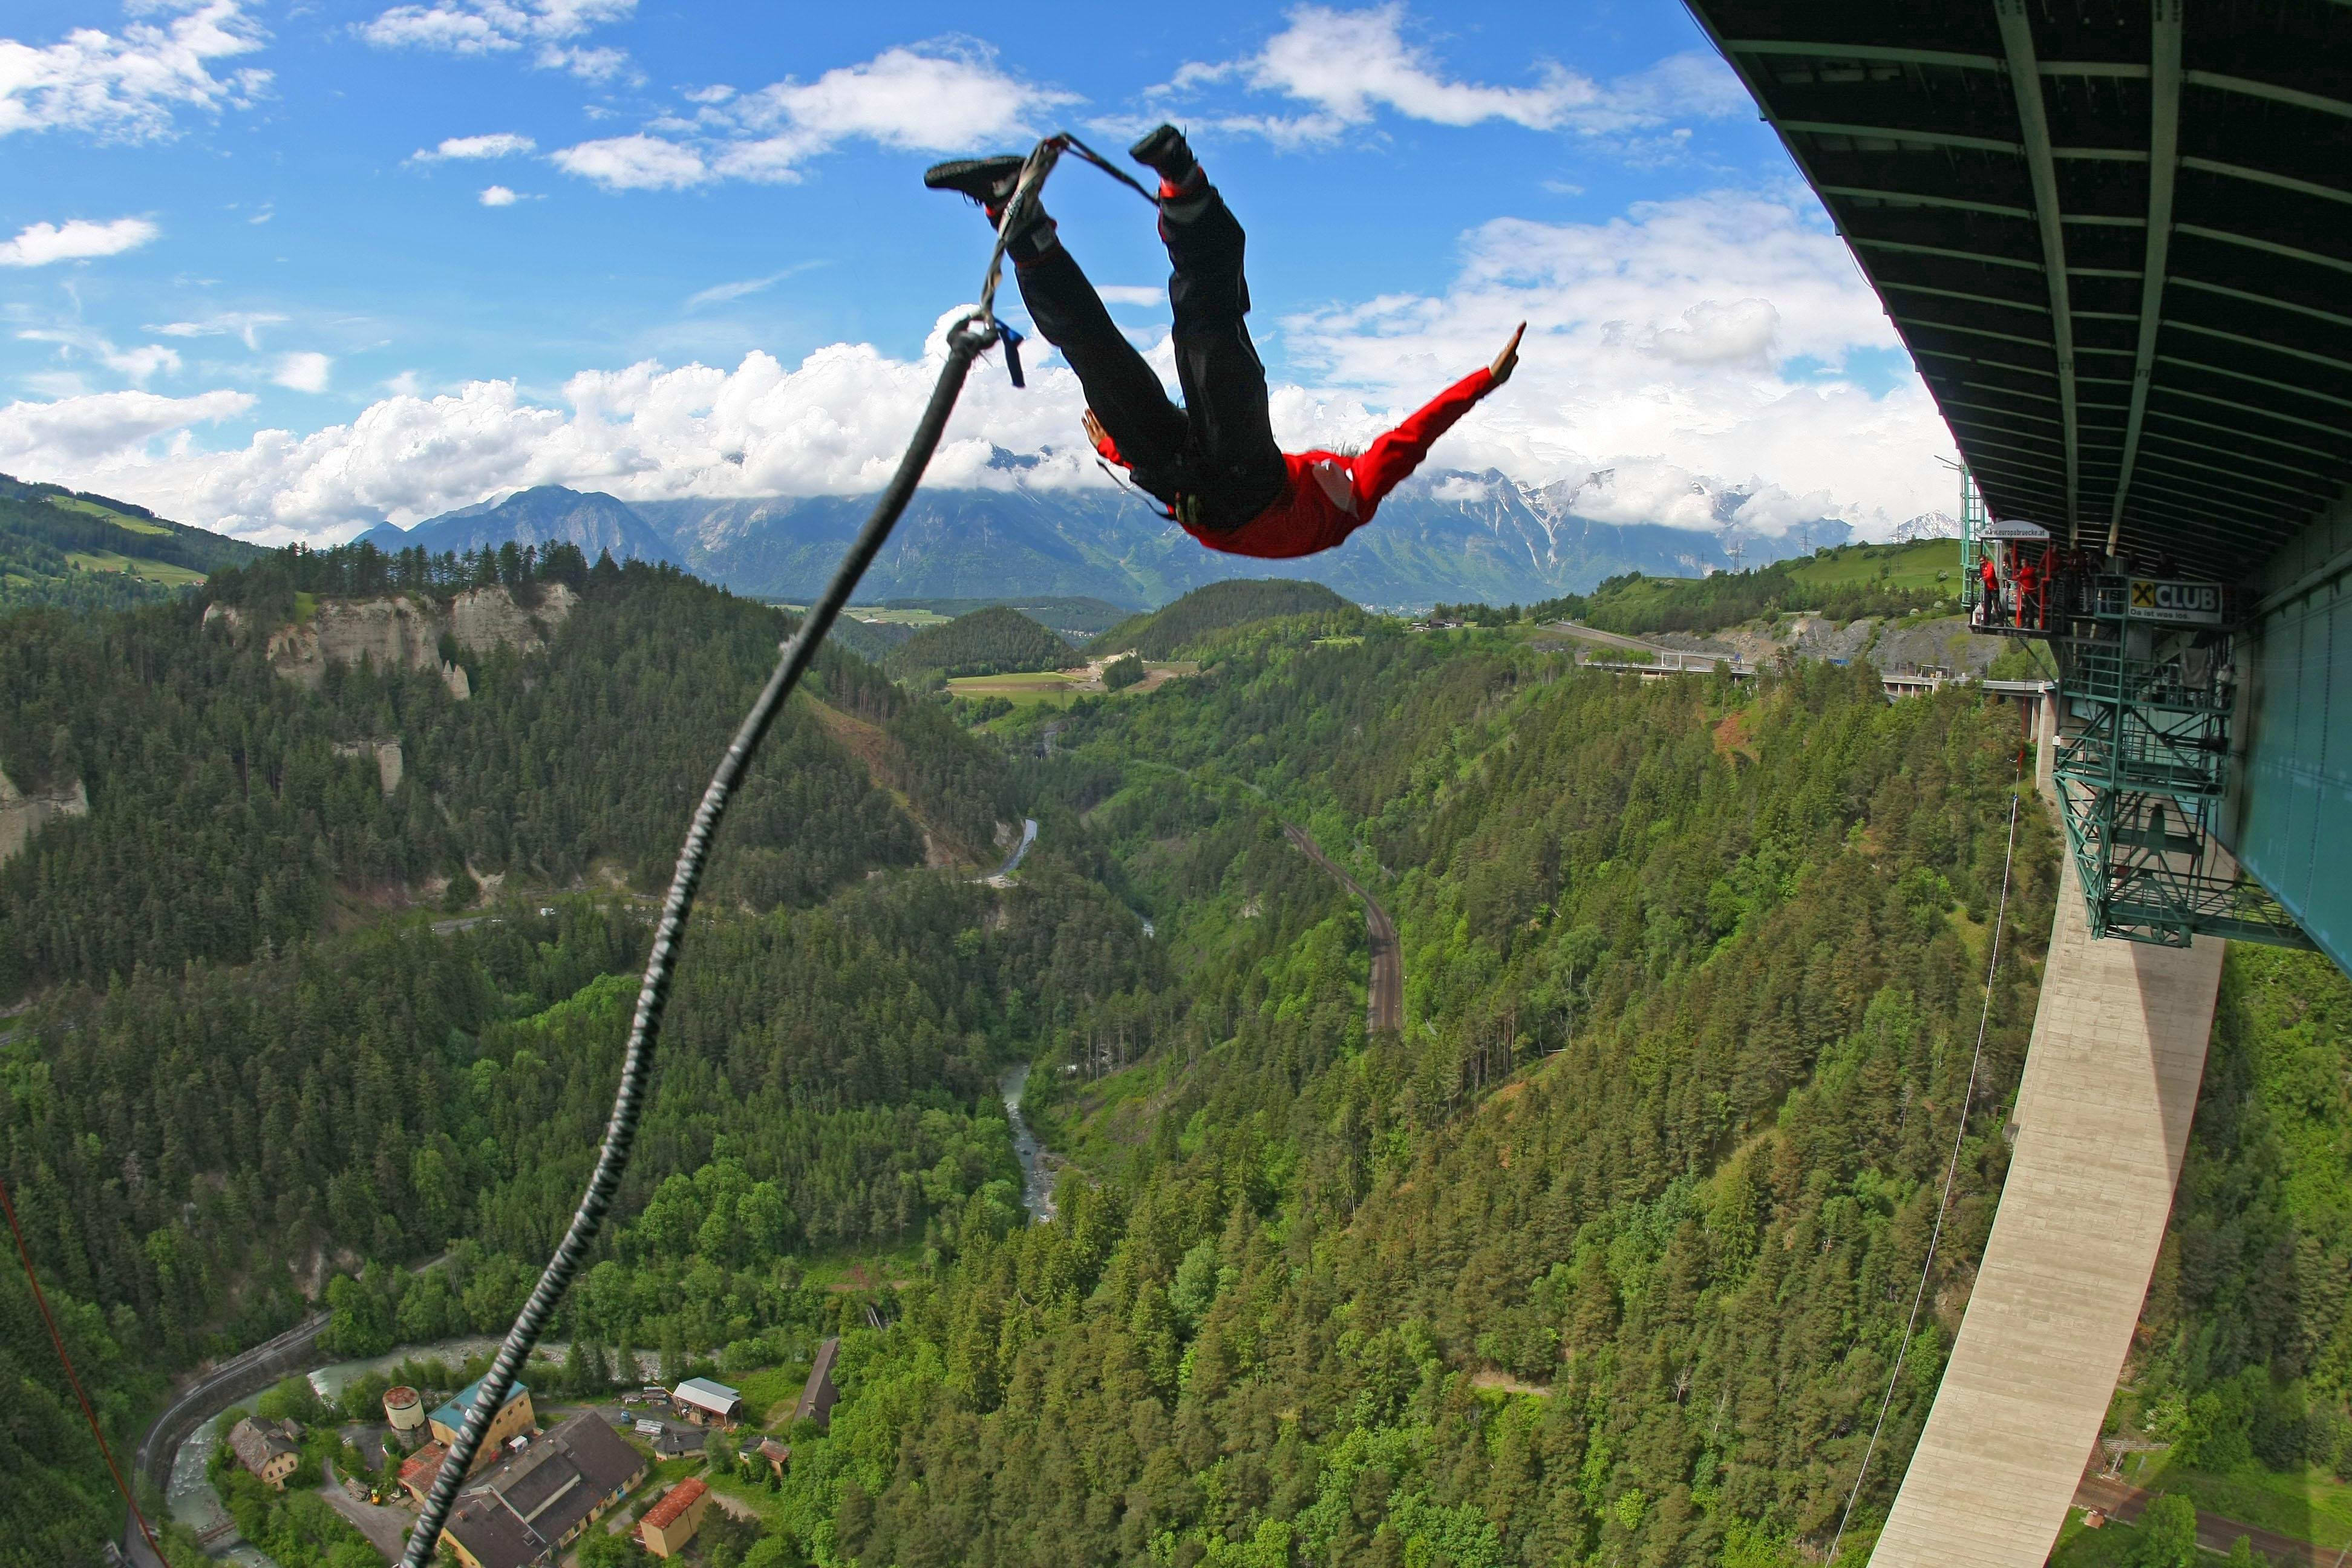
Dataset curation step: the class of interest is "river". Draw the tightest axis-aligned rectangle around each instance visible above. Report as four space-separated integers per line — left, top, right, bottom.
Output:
1001 1065 1056 1223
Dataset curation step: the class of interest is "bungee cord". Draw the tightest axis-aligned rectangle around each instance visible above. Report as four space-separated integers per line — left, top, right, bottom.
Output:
400 131 1138 1568
1 1168 162 1564
1826 759 2030 1562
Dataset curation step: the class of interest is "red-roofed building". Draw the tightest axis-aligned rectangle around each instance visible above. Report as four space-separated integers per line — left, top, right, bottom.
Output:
398 1441 449 1507
638 1476 711 1559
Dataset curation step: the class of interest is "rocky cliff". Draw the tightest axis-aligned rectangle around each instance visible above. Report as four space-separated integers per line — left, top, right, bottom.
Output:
203 583 575 697
0 766 89 863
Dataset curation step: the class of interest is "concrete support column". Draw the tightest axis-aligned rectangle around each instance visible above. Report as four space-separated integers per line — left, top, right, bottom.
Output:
1868 850 2221 1567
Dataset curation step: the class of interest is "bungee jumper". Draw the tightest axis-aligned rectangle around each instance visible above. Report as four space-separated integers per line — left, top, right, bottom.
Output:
926 124 1525 560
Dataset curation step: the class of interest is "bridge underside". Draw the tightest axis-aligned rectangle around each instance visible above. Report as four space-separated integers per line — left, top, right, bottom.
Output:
1679 1 2351 1561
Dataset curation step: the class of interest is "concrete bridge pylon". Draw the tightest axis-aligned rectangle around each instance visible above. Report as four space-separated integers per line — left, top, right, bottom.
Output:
1867 822 2222 1565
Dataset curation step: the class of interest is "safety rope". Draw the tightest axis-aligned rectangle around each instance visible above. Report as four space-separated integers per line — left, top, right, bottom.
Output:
1827 760 2028 1562
0 1169 162 1564
399 131 1137 1567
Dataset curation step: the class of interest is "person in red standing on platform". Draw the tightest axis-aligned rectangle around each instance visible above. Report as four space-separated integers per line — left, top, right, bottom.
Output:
926 125 1524 560
2014 549 2040 629
1978 550 2001 629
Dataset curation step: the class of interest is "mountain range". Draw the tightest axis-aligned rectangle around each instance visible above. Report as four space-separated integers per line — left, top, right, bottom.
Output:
362 485 679 567
373 470 1868 610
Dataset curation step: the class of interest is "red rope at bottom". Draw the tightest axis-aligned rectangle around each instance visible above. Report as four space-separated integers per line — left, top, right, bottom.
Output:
0 1169 162 1564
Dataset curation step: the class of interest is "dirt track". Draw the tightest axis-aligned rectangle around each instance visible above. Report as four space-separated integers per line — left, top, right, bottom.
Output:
1283 825 1402 1036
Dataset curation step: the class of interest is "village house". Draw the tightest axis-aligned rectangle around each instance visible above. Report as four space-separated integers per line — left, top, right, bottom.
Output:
790 1339 840 1432
637 1476 711 1560
431 1411 645 1568
398 1442 449 1506
427 1378 535 1475
670 1376 742 1427
756 1437 791 1481
226 1417 301 1489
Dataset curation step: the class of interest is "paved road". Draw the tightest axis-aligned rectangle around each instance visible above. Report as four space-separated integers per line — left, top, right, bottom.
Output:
1538 620 1669 656
2074 1457 2341 1565
1283 825 1402 1036
321 1459 416 1560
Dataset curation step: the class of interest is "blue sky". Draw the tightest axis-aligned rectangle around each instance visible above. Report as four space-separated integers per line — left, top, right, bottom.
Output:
0 0 1956 541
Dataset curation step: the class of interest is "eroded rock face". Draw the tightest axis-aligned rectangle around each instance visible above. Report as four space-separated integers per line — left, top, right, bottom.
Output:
207 584 574 698
332 739 405 796
0 766 89 864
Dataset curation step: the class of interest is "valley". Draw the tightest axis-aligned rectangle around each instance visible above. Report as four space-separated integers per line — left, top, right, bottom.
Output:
0 529 2340 1568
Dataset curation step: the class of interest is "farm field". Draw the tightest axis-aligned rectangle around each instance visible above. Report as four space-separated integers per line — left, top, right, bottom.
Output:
64 549 208 586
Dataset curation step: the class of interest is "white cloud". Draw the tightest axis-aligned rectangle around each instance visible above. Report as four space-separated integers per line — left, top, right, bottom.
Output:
0 388 252 469
1093 286 1168 309
552 133 707 191
18 326 184 387
554 41 1072 189
273 351 333 393
479 184 520 206
1638 298 1779 365
1 195 1954 542
361 0 636 80
0 217 160 267
414 131 535 160
1160 4 1744 145
0 1 269 142
154 311 286 350
682 263 823 309
1269 189 1952 536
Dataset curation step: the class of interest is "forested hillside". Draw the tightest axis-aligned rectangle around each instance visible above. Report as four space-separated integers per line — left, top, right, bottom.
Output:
0 545 1011 998
1521 540 1962 638
884 605 1073 682
1091 578 1364 658
724 632 2061 1567
5 564 2344 1568
0 471 260 613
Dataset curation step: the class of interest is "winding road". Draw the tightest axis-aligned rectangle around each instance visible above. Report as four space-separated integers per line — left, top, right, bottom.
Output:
1282 825 1402 1036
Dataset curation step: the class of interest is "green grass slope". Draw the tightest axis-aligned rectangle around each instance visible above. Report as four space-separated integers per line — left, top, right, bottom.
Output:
1090 577 1362 658
0 471 261 612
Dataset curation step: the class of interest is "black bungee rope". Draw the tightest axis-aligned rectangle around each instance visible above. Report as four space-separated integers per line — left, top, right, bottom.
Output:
400 130 1142 1567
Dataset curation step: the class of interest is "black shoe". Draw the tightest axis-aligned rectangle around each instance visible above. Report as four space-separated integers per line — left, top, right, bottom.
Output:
1127 124 1197 185
923 155 1027 216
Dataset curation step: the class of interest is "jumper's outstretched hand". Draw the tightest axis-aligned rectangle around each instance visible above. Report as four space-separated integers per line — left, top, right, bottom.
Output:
1082 408 1109 452
1491 322 1526 385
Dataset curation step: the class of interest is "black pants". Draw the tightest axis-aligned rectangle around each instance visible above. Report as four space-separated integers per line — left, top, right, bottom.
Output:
1014 189 1289 530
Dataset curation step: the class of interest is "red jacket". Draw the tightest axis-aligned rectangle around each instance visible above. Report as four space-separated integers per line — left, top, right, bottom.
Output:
1093 365 1503 560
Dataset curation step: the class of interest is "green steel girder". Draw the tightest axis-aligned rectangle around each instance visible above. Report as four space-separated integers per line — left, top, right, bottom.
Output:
2051 574 2313 951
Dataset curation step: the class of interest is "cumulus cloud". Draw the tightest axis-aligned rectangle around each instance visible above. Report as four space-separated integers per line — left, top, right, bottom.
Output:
1 193 1953 541
0 217 160 267
413 131 535 160
0 388 252 469
0 1 270 142
273 351 333 393
1637 298 1779 365
552 133 708 190
479 184 520 206
361 0 636 80
1268 189 1952 535
1157 4 1745 146
1093 286 1169 309
552 41 1073 189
